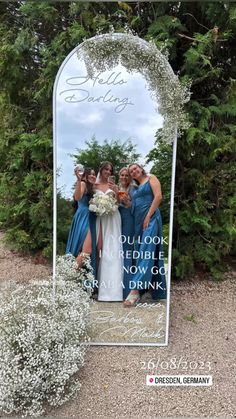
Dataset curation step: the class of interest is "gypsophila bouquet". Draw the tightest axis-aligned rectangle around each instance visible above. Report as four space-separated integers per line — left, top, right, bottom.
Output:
89 192 118 216
0 279 91 417
56 253 94 293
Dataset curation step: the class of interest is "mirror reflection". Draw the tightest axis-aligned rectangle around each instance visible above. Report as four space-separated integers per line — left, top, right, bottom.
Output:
55 50 171 345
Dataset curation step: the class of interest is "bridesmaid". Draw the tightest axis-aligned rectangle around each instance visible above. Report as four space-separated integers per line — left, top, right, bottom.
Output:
118 167 136 299
124 163 167 306
66 167 97 272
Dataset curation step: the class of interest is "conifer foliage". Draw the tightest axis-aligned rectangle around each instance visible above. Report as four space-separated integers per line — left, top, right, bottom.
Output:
0 2 235 276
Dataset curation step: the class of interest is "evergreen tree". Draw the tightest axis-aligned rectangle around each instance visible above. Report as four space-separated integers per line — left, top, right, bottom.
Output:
0 2 235 278
148 2 236 278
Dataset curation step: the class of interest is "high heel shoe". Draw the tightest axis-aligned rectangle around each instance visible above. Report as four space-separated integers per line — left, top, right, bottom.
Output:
123 292 140 307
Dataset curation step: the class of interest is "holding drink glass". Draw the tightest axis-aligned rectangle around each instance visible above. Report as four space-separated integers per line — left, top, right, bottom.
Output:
118 190 128 200
74 164 84 178
118 169 133 208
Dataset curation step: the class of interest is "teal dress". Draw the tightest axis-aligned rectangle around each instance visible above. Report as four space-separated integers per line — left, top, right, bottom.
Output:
132 180 167 299
119 186 136 299
66 194 96 275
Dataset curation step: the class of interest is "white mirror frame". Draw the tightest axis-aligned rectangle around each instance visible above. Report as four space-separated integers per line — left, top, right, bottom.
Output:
53 32 188 346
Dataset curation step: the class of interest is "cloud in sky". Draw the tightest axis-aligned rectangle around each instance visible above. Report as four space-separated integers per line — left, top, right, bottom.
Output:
55 51 164 198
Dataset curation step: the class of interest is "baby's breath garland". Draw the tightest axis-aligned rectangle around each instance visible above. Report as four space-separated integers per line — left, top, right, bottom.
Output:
77 32 190 143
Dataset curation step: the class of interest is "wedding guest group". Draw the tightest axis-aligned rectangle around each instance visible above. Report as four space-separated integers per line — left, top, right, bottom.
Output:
66 161 167 306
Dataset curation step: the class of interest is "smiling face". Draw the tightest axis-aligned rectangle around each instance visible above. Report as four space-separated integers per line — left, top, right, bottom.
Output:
87 169 96 184
128 164 144 181
100 164 112 181
119 169 131 188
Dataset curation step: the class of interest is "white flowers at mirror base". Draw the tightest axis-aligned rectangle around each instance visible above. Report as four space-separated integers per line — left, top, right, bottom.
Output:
0 277 91 417
56 253 95 292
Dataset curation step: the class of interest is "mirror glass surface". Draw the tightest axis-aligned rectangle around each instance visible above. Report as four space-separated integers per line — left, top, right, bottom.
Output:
55 46 172 345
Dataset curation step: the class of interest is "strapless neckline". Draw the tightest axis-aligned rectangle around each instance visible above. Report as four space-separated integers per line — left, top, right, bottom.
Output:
95 188 113 195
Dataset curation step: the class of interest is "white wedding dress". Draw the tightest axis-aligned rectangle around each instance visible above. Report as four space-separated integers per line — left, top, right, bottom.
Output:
95 189 123 301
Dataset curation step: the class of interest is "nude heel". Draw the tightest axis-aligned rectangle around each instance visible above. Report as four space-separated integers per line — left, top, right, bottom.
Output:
123 292 140 307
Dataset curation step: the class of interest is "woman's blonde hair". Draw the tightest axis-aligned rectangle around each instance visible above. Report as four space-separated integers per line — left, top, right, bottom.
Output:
119 167 130 176
118 167 132 187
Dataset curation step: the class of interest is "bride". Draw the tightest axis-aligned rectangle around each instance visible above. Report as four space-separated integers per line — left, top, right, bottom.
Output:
95 161 123 301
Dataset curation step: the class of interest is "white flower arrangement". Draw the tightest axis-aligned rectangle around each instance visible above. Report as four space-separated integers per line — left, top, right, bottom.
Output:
0 266 92 416
89 192 118 216
56 253 94 292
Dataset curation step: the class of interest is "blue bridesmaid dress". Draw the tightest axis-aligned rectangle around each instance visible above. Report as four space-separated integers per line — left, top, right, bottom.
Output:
66 194 96 276
131 180 167 299
119 186 136 299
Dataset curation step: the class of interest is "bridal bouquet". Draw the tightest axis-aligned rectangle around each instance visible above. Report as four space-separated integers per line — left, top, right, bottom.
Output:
89 192 118 216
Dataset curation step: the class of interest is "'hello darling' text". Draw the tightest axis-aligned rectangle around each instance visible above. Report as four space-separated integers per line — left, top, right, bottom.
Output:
59 71 134 113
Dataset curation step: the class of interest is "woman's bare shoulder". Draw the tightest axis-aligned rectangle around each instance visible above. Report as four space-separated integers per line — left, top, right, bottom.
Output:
149 175 161 190
149 174 159 182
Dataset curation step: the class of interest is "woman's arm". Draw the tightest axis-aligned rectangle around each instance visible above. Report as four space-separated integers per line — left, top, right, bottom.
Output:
143 175 162 229
73 179 86 201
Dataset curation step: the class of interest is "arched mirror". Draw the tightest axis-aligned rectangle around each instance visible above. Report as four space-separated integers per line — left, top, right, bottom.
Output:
53 33 188 346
